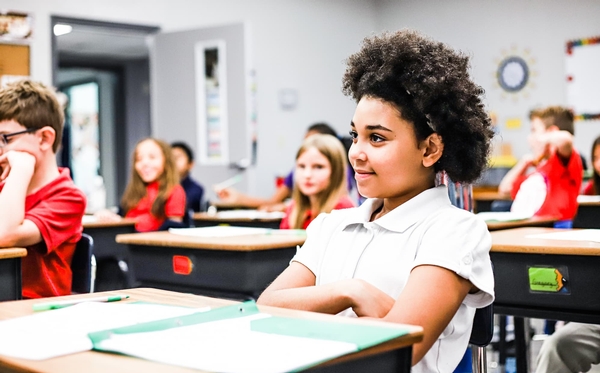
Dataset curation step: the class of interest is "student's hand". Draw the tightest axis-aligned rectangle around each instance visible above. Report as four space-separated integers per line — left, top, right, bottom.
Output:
215 187 240 202
94 209 122 222
0 150 36 182
349 279 395 318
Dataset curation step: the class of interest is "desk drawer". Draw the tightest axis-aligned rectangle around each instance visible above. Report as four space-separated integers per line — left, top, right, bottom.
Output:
492 252 600 313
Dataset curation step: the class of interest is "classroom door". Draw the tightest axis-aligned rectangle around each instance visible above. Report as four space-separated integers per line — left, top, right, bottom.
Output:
150 23 252 200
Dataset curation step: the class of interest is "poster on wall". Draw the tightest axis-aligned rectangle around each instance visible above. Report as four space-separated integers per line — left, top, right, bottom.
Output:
566 36 600 121
0 11 33 41
195 40 229 165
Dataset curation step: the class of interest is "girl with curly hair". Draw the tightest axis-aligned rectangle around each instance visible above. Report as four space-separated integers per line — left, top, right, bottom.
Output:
258 29 495 372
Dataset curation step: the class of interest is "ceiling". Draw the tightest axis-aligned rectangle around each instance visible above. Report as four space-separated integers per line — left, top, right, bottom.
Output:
55 23 156 61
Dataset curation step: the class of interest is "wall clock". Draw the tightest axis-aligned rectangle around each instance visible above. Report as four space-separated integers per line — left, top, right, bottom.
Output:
497 56 529 93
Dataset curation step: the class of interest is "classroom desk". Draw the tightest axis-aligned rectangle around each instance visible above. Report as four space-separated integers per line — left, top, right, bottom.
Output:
486 216 557 231
192 212 282 229
0 288 423 373
116 231 306 300
0 248 26 301
473 187 511 213
82 219 137 290
490 227 600 373
573 199 600 228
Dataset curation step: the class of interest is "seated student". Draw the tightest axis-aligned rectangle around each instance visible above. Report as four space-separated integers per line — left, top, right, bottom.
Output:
582 135 600 195
171 141 205 212
280 134 354 229
96 138 186 232
498 106 583 222
257 30 495 371
216 122 356 211
536 323 600 373
0 80 86 299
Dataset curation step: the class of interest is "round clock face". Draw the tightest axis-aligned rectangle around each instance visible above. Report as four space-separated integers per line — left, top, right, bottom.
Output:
497 56 529 92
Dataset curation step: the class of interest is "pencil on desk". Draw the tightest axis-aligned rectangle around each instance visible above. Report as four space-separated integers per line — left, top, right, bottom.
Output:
213 174 243 191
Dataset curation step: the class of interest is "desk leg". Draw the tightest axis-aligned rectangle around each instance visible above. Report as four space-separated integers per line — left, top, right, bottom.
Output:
514 317 528 373
499 316 507 365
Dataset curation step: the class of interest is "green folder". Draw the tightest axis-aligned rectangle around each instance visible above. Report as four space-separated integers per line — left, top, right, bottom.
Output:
89 301 410 372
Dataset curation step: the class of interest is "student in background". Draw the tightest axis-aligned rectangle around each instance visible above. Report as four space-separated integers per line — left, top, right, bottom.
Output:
216 122 356 211
171 141 205 212
498 106 582 223
280 134 354 229
536 322 600 373
582 135 600 195
0 80 86 298
96 138 186 232
258 30 495 371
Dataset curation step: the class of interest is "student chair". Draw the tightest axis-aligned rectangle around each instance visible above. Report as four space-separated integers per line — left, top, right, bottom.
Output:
71 233 97 294
470 297 494 373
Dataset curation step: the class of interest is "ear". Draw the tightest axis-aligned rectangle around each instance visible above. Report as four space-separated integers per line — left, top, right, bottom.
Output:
421 133 444 168
38 127 56 152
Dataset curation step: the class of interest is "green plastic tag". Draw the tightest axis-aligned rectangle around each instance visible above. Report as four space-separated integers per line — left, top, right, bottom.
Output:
528 267 564 292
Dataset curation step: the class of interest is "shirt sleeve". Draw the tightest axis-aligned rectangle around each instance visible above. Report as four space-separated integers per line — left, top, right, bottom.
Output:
412 209 494 308
165 185 187 218
290 213 329 275
583 180 595 195
25 187 86 254
283 170 294 190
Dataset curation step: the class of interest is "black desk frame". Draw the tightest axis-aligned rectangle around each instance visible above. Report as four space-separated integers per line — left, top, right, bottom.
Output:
0 256 22 301
492 251 600 373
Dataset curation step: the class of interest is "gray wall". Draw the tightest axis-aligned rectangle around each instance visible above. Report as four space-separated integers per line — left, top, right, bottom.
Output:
374 0 600 165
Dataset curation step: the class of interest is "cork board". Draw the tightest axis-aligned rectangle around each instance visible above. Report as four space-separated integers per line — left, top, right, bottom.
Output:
0 44 29 77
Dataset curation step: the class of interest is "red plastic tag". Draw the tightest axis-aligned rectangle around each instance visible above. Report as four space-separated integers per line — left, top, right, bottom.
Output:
172 255 193 275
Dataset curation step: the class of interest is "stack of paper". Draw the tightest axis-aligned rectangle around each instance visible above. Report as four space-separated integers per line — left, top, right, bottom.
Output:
476 211 532 222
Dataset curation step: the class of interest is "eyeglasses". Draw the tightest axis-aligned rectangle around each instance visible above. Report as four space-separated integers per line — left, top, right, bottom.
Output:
0 128 38 148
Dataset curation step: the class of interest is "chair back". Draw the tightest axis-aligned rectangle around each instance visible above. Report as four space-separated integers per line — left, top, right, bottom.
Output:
71 233 96 293
470 302 494 347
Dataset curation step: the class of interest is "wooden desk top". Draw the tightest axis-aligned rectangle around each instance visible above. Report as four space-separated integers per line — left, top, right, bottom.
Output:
0 288 423 373
116 231 306 251
473 190 512 201
491 227 600 255
82 218 136 229
486 216 557 231
0 248 27 260
193 212 282 222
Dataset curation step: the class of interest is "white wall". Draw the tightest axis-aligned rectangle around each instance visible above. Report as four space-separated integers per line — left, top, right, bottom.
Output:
374 0 600 165
6 0 377 198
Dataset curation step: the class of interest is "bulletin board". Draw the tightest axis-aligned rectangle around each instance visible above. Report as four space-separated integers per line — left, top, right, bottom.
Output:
565 36 600 121
0 44 30 85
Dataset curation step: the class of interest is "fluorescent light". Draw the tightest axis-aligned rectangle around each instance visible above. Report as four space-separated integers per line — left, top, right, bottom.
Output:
53 24 73 36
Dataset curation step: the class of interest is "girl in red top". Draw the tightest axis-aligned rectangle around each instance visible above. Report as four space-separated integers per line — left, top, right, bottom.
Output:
97 138 186 231
280 134 354 229
582 136 600 195
122 138 186 231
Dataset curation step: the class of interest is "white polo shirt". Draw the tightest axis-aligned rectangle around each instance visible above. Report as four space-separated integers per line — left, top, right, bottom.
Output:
292 185 494 373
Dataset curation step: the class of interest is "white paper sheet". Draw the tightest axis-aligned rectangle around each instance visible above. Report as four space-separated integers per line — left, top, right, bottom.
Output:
215 210 285 220
476 211 532 222
0 302 208 360
169 226 271 237
96 314 357 373
526 229 600 243
577 195 600 203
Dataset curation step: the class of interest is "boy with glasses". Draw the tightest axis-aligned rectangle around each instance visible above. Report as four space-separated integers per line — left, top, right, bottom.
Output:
0 80 86 298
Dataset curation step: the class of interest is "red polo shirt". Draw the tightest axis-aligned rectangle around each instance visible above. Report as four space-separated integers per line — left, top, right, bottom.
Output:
125 182 186 232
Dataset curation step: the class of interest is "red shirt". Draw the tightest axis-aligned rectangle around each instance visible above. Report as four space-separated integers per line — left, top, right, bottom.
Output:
280 196 355 229
512 150 583 220
0 168 86 299
125 182 186 232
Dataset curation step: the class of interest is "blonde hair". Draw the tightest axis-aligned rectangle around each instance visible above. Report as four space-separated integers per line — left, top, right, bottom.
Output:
288 134 349 229
121 138 180 219
0 80 64 152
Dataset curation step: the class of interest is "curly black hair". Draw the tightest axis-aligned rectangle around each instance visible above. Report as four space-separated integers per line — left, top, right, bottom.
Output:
342 29 494 183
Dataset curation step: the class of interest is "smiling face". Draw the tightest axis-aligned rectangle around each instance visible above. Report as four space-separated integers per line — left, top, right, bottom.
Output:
348 97 440 208
134 139 166 184
294 147 332 198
